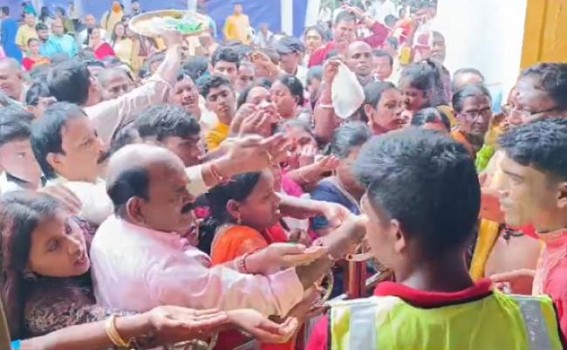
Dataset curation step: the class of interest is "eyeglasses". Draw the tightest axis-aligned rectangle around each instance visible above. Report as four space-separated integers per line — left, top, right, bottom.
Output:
460 108 492 121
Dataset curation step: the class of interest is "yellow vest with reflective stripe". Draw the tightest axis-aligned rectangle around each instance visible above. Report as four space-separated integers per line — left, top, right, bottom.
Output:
329 292 562 350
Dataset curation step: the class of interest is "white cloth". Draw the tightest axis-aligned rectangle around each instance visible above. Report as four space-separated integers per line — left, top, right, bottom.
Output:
0 172 24 195
296 65 308 87
185 165 209 197
199 95 218 132
45 177 113 226
332 62 365 119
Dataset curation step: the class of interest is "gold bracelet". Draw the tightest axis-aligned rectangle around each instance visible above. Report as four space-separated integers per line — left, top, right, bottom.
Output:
105 314 131 348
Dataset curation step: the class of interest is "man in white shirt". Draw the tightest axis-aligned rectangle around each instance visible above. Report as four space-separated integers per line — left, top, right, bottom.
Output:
253 23 274 48
30 100 306 225
30 102 113 225
47 30 181 146
371 0 396 24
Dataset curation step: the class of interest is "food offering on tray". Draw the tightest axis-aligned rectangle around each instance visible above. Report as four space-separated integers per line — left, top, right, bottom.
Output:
129 10 209 37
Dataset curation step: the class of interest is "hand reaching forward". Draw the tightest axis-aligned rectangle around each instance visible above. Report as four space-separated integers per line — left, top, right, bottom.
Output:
227 309 299 344
319 201 352 229
248 243 328 275
490 269 535 294
147 307 229 344
222 133 291 175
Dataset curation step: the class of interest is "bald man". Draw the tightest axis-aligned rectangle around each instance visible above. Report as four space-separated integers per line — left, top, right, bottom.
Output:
42 18 79 58
0 58 24 102
346 41 374 86
92 143 366 315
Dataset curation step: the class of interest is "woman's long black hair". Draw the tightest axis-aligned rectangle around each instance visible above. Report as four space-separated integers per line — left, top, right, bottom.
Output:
197 172 262 254
0 191 62 339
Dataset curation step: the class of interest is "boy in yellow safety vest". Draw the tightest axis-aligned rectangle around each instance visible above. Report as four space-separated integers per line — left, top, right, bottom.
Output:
306 127 565 350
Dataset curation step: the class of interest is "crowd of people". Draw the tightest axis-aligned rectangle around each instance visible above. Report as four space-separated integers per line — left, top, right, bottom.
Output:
0 0 566 349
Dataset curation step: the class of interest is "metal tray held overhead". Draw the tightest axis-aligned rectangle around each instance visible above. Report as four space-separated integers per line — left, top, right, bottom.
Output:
129 10 210 38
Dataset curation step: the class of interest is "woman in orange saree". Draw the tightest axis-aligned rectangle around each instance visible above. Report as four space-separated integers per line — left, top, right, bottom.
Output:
207 170 305 350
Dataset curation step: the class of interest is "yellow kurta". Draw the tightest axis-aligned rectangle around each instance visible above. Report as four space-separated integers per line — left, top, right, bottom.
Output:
205 122 230 151
15 25 38 52
223 14 251 44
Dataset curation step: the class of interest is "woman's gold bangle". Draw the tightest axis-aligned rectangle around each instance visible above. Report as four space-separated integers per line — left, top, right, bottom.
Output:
105 314 131 348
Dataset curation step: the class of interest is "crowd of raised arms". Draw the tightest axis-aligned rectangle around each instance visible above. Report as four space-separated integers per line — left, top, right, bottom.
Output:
0 0 566 349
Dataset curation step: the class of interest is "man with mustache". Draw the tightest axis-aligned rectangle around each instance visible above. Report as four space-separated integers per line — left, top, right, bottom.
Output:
346 41 374 86
168 70 202 121
30 102 299 226
91 143 365 321
30 102 111 226
472 63 567 289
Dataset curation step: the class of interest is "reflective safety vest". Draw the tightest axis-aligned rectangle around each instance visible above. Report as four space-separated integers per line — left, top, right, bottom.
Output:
329 292 563 350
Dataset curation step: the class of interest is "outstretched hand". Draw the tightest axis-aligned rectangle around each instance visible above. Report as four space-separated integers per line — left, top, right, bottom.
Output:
225 133 291 174
250 243 328 275
228 309 299 344
148 306 229 344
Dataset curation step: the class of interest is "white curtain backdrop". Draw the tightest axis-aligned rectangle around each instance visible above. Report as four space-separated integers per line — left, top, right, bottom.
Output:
435 0 528 94
305 0 321 27
281 0 293 35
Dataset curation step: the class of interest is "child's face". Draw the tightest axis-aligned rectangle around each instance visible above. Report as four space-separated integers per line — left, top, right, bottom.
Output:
399 79 429 112
361 192 404 269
